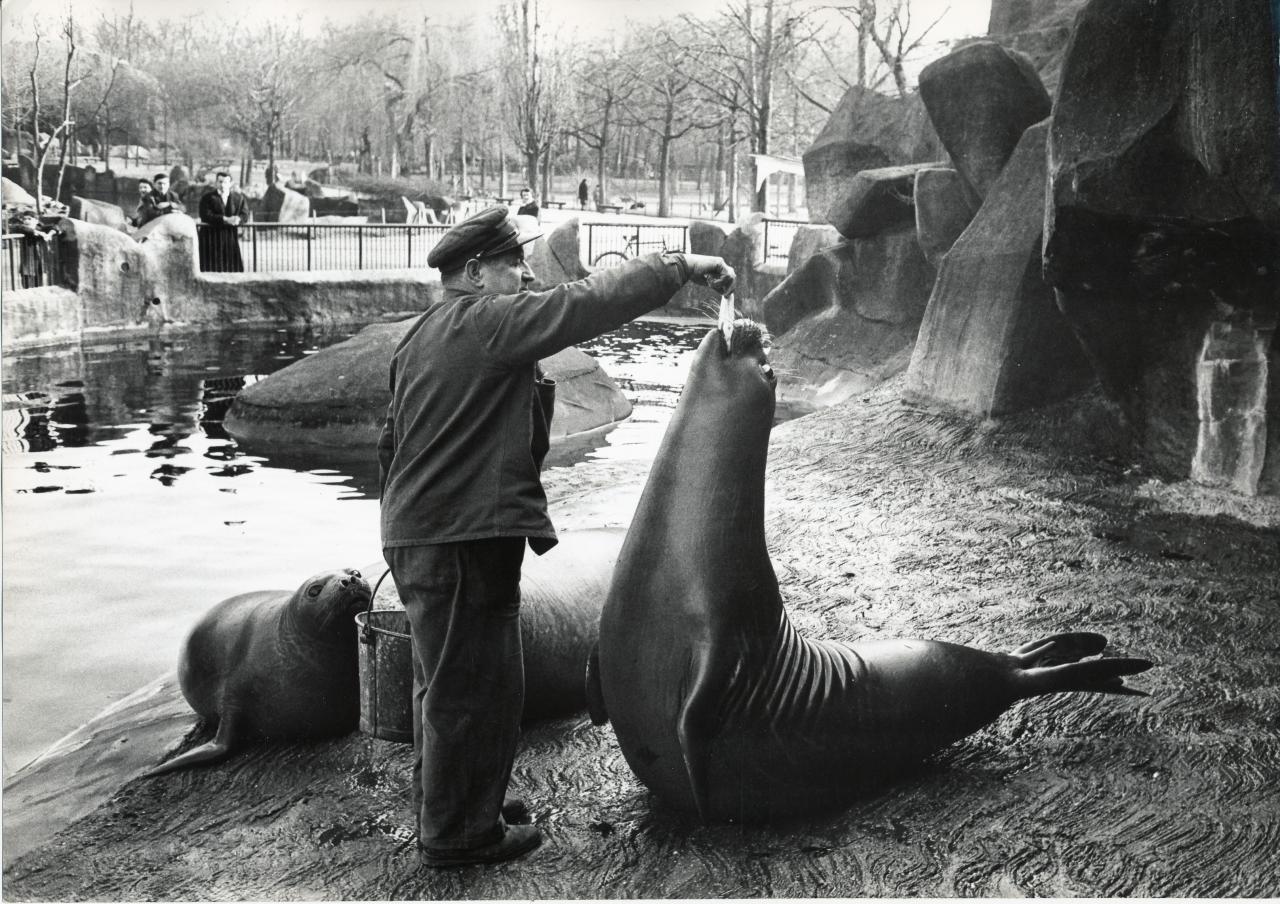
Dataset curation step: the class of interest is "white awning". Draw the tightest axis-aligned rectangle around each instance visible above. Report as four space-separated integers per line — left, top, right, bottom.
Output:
749 153 805 191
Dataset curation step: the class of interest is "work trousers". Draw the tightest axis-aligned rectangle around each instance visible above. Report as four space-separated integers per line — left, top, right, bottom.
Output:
384 538 526 851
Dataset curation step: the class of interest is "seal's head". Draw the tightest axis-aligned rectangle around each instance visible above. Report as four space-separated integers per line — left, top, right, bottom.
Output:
686 318 775 422
294 568 372 632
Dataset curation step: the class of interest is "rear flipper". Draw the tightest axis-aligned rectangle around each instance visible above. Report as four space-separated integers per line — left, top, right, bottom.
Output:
144 710 240 777
1020 656 1154 698
1010 632 1108 666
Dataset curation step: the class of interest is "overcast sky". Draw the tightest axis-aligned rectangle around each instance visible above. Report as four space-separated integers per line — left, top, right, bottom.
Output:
4 0 992 47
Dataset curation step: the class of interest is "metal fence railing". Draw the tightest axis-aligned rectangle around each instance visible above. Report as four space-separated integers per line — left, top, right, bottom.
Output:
762 217 808 265
3 232 66 293
582 222 690 269
197 222 453 273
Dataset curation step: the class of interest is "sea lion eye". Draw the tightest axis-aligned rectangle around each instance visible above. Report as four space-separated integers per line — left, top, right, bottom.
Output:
307 584 322 597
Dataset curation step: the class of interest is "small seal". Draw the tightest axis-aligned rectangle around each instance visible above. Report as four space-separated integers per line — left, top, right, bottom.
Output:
590 322 1153 822
146 568 371 776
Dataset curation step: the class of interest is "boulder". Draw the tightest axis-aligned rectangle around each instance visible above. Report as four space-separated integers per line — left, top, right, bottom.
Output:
258 183 311 223
983 0 1086 91
905 121 1091 418
1044 0 1280 487
763 225 936 413
302 179 327 199
529 218 589 290
308 166 329 184
802 86 943 224
2 176 37 208
825 163 936 240
688 219 730 256
69 196 128 231
714 213 787 320
786 224 842 272
224 320 632 449
913 167 976 268
168 165 190 186
919 41 1051 207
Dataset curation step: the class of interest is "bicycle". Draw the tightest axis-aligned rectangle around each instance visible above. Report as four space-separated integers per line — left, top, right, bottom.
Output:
590 232 670 269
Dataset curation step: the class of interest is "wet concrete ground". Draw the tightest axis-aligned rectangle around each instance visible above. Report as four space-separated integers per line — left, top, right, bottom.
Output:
5 380 1279 899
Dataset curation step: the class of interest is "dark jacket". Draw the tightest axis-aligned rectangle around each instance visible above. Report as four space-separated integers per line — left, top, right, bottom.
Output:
198 189 249 226
378 252 688 554
150 189 185 215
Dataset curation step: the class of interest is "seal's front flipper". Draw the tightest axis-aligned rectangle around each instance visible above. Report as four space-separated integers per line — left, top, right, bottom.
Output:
677 649 718 823
144 711 239 777
585 644 608 726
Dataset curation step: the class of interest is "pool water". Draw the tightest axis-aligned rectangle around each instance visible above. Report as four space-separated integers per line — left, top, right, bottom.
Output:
1 318 709 778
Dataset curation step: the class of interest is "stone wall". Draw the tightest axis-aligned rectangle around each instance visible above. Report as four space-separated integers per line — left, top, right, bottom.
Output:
3 215 442 350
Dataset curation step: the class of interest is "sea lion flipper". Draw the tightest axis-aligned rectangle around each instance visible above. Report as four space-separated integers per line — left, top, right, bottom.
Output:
144 709 241 777
585 644 609 726
677 649 718 824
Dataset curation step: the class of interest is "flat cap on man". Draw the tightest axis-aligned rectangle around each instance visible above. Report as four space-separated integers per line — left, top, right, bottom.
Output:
427 205 543 273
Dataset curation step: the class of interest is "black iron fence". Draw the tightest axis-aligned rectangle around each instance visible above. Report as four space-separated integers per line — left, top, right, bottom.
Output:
3 231 66 293
197 222 453 273
583 222 690 269
762 217 808 265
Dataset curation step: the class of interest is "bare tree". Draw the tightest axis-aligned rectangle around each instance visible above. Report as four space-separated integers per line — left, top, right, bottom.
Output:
496 0 566 195
622 27 719 218
567 43 636 208
829 0 947 96
22 15 85 214
682 0 818 210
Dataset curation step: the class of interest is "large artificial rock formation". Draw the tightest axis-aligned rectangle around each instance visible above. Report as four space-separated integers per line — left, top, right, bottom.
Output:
2 176 37 207
982 0 1087 90
825 163 937 239
1044 0 1280 493
529 218 589 291
906 121 1091 417
763 226 937 413
919 41 1051 208
259 183 311 223
224 320 632 449
913 167 976 267
802 86 943 224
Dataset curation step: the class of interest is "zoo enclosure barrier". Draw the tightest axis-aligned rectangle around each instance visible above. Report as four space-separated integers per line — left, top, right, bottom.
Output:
583 222 690 269
762 218 808 265
197 222 453 273
3 231 67 293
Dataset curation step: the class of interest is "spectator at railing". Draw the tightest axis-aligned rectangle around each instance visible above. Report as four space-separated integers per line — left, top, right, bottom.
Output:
150 173 185 217
132 179 158 228
198 171 249 272
9 209 55 288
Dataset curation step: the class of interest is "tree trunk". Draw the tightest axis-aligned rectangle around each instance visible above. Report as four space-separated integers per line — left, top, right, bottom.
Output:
657 135 671 218
541 144 551 202
524 148 539 196
596 144 606 210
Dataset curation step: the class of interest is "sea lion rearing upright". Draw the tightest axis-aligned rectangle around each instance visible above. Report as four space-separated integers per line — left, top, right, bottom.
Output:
588 321 1153 823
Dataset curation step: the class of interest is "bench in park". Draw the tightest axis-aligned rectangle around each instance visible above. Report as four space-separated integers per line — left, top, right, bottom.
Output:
544 200 566 210
598 204 623 214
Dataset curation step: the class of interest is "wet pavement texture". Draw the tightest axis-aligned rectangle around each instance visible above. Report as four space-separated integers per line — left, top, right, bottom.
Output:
5 382 1278 899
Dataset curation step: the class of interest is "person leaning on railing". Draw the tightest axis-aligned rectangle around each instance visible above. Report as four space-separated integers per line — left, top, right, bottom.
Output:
9 209 55 288
377 204 734 868
197 171 249 273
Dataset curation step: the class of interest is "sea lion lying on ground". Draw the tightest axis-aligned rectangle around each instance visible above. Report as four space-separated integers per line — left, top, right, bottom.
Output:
149 527 625 775
589 322 1153 822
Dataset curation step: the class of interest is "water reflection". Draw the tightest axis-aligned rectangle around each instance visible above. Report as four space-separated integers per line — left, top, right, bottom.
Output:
1 317 708 775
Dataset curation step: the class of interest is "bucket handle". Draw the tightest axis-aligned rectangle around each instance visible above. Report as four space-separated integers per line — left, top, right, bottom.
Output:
360 567 394 645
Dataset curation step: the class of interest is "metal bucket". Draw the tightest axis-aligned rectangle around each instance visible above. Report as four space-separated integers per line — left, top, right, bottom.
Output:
356 580 414 743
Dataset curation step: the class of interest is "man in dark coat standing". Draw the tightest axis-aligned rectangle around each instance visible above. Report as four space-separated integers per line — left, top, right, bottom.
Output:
198 171 248 272
378 206 734 867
